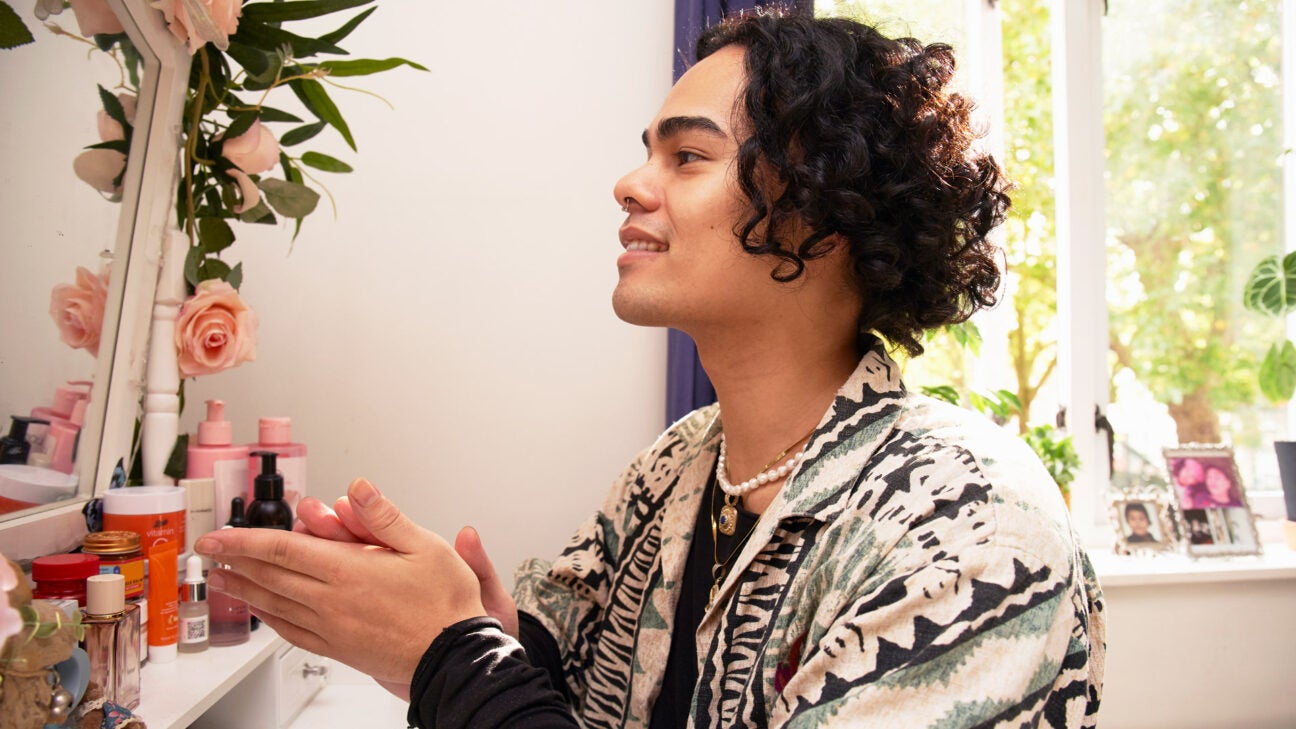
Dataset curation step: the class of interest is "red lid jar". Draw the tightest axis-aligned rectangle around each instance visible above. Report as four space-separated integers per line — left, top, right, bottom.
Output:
31 553 101 607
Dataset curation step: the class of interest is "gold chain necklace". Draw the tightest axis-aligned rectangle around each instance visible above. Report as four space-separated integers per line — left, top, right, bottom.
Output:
706 476 761 611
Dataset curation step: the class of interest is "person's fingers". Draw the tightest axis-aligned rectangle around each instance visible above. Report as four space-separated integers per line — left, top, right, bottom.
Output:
333 496 384 547
454 526 518 638
346 478 424 554
208 565 320 628
250 607 330 659
294 497 363 543
196 526 346 578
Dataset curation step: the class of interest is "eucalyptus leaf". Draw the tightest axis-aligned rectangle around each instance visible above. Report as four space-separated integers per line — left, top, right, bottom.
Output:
242 0 373 23
198 217 235 253
291 79 355 150
0 1 35 49
319 7 374 45
1260 340 1296 403
232 19 347 58
319 57 428 77
226 40 273 79
280 121 327 147
1243 252 1296 318
301 151 353 172
98 85 130 134
164 434 188 481
258 107 304 123
224 111 259 142
92 32 123 53
259 178 320 218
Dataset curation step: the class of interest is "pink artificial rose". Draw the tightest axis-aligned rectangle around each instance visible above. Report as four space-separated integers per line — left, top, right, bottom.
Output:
75 93 138 196
73 149 127 195
97 92 138 142
153 0 242 54
175 279 258 378
49 266 110 357
221 119 280 175
0 557 21 651
68 0 125 36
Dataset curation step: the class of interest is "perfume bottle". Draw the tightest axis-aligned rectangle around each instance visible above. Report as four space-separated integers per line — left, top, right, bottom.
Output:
178 554 209 653
81 573 141 709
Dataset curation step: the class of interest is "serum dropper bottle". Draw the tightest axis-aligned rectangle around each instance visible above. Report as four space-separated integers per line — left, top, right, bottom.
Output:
178 554 209 653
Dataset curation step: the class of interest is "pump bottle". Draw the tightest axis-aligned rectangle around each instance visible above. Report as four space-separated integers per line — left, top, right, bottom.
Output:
0 416 49 464
247 452 293 529
188 400 250 529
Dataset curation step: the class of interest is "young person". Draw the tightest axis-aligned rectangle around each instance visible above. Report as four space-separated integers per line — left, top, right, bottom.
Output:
196 10 1106 728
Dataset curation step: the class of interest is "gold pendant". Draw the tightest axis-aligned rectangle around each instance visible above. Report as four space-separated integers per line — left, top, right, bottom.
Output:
718 501 738 536
707 581 719 611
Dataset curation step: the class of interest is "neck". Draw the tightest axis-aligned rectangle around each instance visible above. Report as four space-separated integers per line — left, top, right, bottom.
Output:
696 325 861 512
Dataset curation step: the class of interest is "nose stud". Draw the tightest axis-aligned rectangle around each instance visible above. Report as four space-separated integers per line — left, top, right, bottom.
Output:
621 197 631 213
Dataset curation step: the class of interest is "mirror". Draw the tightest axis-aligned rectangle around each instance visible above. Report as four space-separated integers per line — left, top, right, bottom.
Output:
0 0 190 556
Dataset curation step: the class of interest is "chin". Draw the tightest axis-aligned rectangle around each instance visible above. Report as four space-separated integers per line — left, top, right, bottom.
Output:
611 286 674 328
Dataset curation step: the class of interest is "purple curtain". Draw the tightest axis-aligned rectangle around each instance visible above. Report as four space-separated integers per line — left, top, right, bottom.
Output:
664 0 810 426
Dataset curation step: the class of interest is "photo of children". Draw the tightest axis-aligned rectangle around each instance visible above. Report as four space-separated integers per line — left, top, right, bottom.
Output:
1123 502 1160 544
1110 497 1173 554
1163 446 1262 557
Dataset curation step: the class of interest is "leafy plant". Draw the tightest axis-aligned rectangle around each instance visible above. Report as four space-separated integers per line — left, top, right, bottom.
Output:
1242 250 1296 402
1021 423 1081 498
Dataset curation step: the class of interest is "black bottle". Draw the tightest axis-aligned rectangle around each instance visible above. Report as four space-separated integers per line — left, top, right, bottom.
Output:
246 452 293 530
1 415 49 464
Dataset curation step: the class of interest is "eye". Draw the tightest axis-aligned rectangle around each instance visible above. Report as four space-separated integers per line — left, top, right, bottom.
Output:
675 150 703 165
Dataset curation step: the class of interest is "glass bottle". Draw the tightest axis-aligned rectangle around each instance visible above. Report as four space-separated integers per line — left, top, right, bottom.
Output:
178 554 209 653
81 573 141 709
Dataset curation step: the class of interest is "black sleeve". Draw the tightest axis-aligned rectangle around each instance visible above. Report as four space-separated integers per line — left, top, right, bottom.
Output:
516 610 575 706
406 616 580 729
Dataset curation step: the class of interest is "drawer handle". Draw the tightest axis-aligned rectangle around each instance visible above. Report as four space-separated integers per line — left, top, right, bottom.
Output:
302 663 330 679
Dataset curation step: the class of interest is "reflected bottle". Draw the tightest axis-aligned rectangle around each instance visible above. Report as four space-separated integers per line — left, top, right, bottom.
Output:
81 573 141 709
209 499 252 646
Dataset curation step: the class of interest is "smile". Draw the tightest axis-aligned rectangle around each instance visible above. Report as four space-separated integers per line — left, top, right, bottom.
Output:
623 240 668 252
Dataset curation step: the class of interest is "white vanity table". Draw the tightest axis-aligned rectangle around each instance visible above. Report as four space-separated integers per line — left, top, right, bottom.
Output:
133 627 405 729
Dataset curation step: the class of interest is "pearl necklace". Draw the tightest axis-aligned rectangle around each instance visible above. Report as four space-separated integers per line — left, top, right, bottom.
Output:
716 435 809 498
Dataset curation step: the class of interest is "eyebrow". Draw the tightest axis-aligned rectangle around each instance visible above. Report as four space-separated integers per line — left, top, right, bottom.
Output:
641 115 726 147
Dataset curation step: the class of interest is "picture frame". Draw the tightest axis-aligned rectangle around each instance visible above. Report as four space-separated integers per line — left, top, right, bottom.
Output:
1109 492 1176 555
1163 445 1263 557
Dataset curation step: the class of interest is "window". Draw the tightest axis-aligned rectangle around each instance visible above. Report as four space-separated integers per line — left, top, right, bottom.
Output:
817 0 1293 534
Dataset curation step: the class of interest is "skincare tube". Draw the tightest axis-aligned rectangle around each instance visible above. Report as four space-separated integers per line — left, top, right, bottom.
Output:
147 542 180 663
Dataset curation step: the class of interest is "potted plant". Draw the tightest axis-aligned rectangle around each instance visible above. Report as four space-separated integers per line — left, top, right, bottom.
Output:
1242 252 1296 544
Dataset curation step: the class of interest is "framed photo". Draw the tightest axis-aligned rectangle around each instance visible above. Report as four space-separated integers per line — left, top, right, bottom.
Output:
1163 445 1263 557
1109 494 1176 554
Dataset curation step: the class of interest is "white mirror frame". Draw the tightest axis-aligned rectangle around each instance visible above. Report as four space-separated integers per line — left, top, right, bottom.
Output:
0 0 191 560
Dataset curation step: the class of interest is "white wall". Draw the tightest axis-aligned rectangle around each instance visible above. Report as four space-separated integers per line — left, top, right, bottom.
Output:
180 2 674 583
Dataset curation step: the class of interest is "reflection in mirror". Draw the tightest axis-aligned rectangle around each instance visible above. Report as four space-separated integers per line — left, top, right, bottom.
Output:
0 1 155 523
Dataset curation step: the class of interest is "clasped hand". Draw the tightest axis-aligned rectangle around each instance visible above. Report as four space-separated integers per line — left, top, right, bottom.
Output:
194 478 515 695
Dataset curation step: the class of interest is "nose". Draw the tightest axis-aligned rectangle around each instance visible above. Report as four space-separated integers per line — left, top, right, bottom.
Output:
613 161 658 213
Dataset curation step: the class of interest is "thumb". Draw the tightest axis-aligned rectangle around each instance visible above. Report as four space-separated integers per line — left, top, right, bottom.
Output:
454 526 516 636
347 478 424 554
454 526 507 595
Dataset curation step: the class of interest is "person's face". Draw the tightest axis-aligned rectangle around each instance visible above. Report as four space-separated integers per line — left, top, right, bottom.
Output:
610 46 792 334
1126 509 1151 536
1205 466 1232 502
1176 458 1204 487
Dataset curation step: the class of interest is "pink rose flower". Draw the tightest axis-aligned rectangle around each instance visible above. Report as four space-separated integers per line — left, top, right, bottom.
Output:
175 279 258 378
75 92 138 196
68 0 125 36
221 118 280 175
97 92 138 142
49 266 110 357
0 556 22 652
152 0 242 54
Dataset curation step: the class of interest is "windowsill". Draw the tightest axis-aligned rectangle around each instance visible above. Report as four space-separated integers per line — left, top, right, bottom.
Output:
1088 543 1296 588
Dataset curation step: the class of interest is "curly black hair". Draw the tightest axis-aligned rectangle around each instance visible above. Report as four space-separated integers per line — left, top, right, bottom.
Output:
696 10 1009 357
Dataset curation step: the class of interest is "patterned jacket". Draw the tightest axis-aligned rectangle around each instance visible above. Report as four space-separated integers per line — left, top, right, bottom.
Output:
514 347 1106 728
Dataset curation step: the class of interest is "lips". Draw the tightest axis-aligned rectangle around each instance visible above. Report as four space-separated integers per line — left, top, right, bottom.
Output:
619 225 669 252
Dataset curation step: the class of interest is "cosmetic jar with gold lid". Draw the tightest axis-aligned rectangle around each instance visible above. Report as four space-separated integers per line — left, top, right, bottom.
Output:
84 530 145 600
